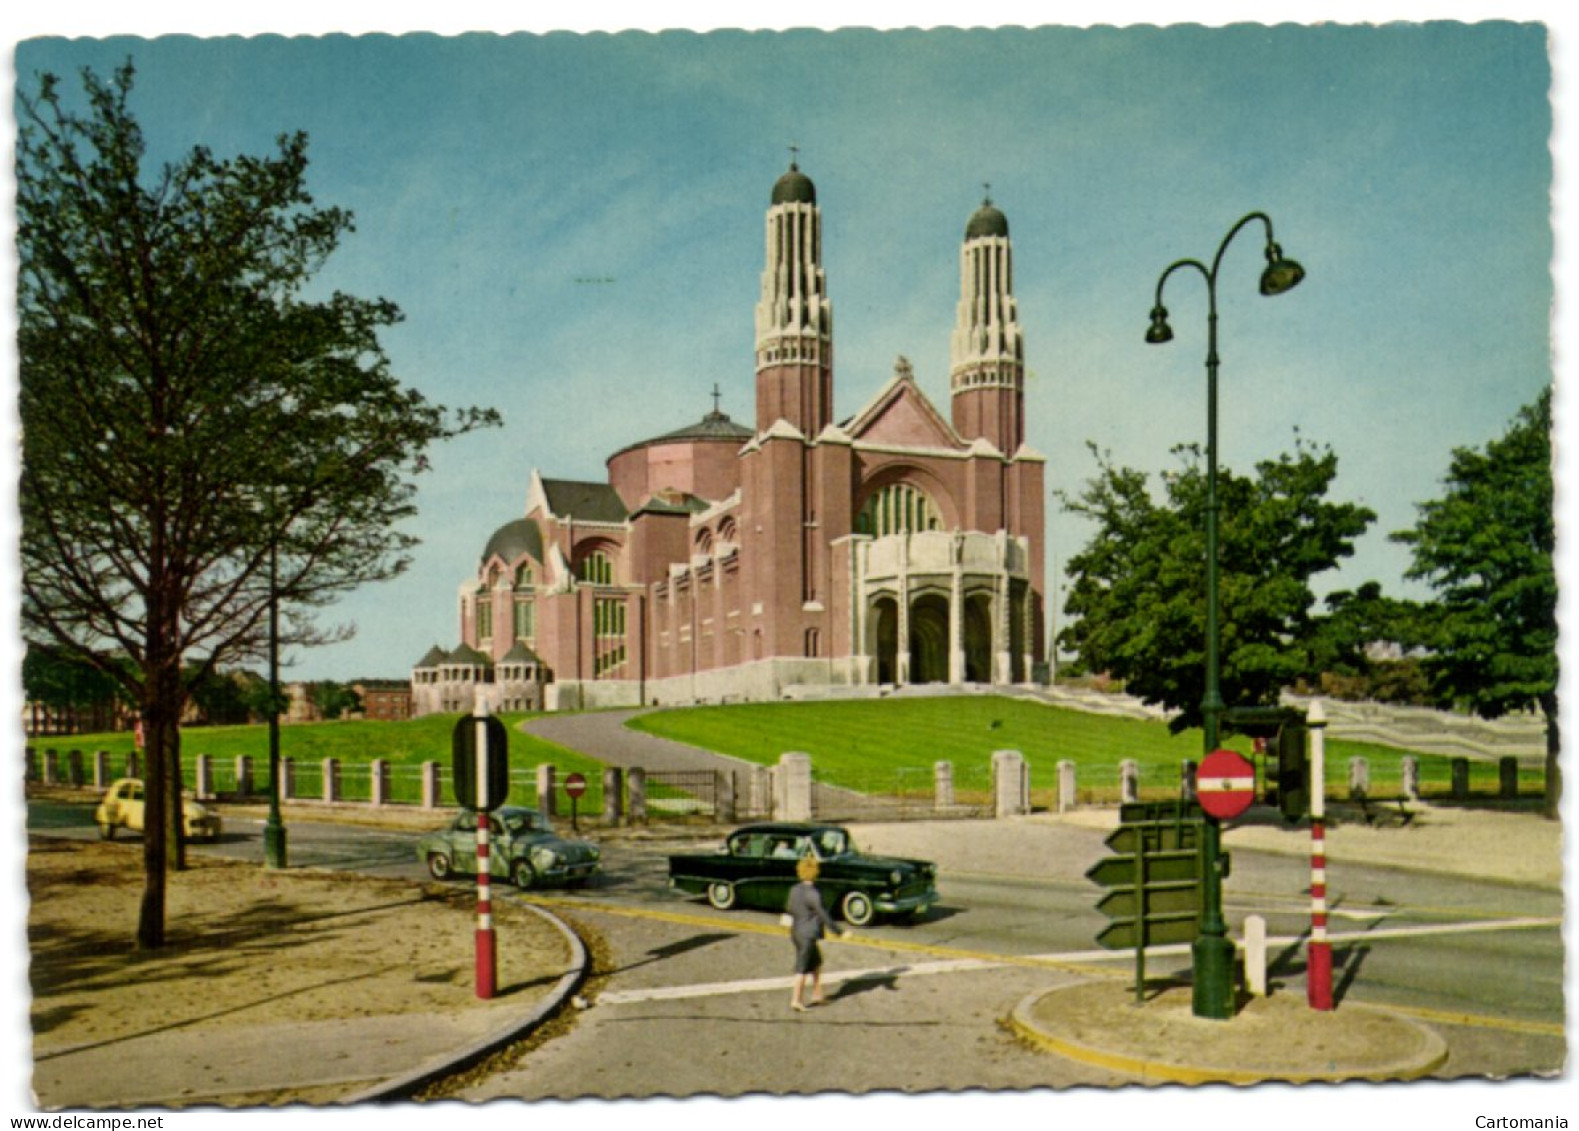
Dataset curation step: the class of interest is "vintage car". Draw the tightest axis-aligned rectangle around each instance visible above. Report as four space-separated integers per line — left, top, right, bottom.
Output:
667 821 938 927
416 806 601 890
95 777 223 842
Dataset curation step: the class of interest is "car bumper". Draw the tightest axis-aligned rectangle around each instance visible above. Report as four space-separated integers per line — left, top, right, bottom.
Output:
875 886 938 915
540 861 600 884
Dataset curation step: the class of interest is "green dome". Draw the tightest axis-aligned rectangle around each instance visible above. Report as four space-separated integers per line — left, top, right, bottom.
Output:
481 517 543 566
966 200 1009 239
772 162 816 205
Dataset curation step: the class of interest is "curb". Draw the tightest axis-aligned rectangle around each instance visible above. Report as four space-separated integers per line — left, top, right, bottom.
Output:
1007 986 1451 1086
340 902 590 1104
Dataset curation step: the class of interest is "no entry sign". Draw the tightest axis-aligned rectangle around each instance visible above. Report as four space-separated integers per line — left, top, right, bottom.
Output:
564 772 588 799
1197 748 1256 820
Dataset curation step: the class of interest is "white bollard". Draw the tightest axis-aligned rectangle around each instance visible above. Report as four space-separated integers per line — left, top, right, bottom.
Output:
1244 914 1268 997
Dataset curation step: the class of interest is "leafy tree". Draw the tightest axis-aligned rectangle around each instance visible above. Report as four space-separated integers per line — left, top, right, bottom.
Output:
22 643 129 734
184 666 255 727
18 62 498 947
309 680 362 720
1299 581 1432 703
1392 389 1557 816
1058 439 1374 733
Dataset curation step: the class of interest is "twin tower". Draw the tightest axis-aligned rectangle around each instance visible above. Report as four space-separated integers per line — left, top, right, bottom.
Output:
753 160 1026 456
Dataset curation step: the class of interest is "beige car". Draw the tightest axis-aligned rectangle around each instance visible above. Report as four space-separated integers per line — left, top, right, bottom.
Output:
95 778 222 842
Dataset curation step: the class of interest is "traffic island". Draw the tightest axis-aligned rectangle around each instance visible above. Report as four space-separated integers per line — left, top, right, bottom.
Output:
1009 979 1448 1085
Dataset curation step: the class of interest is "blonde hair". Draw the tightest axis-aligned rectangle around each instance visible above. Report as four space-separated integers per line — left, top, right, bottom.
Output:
796 855 820 882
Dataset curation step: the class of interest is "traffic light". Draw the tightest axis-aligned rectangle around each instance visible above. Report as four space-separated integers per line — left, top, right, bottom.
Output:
1225 706 1309 823
1265 720 1309 823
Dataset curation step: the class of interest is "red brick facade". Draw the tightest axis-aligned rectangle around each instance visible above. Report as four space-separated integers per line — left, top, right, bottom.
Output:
411 166 1045 715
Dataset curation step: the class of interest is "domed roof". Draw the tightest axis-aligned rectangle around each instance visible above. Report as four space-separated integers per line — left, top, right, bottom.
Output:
608 401 753 462
772 161 816 205
480 517 543 566
965 199 1009 240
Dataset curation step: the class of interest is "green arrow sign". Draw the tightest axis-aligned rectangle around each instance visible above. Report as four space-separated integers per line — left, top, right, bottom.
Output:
1085 849 1200 889
1097 914 1201 951
1096 880 1202 921
1105 822 1201 855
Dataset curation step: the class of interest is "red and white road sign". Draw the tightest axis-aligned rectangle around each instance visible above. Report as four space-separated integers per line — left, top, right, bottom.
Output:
564 772 588 799
1197 748 1256 819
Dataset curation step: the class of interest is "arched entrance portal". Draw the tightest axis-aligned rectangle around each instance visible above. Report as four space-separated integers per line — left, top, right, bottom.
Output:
909 594 950 684
964 593 994 683
871 597 899 685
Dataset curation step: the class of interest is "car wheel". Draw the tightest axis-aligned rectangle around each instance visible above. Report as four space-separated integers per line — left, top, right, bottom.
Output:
427 853 453 881
706 882 736 911
512 859 537 890
98 823 114 841
841 890 875 927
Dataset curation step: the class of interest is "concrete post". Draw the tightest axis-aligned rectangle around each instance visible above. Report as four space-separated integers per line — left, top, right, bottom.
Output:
281 758 296 801
1451 757 1470 800
1180 759 1198 802
93 750 111 789
1244 914 1268 997
777 752 813 821
718 770 737 824
991 749 1028 818
751 764 773 819
934 761 955 811
195 755 213 800
422 761 441 809
602 766 625 825
323 757 341 803
1401 756 1420 802
125 750 140 779
1348 757 1370 801
1120 759 1140 805
371 759 390 806
1057 759 1076 813
537 764 558 816
66 749 85 787
1499 756 1519 799
235 755 254 798
42 749 59 786
25 747 38 783
628 766 647 824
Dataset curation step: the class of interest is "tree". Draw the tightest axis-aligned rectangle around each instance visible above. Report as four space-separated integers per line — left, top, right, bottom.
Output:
22 643 129 734
1057 439 1375 733
1393 388 1557 816
18 62 498 948
1300 581 1432 703
309 680 362 720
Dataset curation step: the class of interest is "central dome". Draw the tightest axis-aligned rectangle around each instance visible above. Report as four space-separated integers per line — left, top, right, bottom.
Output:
966 200 1009 239
772 162 817 205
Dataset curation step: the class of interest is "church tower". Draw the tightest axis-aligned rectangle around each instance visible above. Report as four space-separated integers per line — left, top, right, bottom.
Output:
754 159 833 435
949 194 1024 454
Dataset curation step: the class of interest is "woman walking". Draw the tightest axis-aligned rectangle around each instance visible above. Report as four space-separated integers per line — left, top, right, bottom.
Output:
787 855 844 1011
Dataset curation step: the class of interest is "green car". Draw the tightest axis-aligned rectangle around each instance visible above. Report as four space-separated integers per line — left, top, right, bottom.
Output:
667 822 938 927
416 807 600 889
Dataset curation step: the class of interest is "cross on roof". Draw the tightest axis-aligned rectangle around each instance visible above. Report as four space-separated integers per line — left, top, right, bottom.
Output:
789 143 800 168
711 383 722 413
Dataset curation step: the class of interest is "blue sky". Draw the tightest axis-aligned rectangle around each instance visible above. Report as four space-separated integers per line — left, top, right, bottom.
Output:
9 15 1558 683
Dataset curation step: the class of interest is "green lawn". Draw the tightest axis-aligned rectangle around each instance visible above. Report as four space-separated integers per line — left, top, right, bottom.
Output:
627 696 1539 804
32 713 607 810
34 696 1538 812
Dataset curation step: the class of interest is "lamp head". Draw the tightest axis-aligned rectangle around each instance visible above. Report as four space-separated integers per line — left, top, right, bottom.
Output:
1259 241 1305 296
1145 305 1174 345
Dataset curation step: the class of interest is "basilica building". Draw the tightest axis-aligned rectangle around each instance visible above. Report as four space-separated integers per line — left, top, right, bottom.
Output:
410 162 1046 715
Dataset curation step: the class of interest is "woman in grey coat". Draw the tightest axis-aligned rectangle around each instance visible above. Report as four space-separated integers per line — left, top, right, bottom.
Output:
787 855 844 1011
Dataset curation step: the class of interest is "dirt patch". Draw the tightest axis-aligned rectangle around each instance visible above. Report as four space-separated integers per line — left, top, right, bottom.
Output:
26 835 573 1106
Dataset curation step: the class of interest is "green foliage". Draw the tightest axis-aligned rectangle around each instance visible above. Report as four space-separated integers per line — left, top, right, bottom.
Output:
308 681 362 721
1393 389 1556 720
1056 440 1375 731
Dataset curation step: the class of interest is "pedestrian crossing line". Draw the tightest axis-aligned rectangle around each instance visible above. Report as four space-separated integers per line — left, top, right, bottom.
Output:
525 894 1122 978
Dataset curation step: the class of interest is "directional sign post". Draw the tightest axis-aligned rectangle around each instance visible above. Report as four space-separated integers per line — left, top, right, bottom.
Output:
1086 800 1204 1003
452 697 510 1000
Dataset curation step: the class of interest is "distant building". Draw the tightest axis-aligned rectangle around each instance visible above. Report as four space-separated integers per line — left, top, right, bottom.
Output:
352 679 413 722
412 162 1046 716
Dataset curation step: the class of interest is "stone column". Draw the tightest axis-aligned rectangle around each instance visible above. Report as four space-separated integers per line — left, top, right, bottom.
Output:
1120 759 1140 805
602 766 625 825
896 539 911 686
93 750 111 789
323 758 341 803
1348 757 1370 800
42 749 59 786
948 538 965 685
991 749 1028 817
371 759 390 807
65 749 85 787
537 763 558 816
195 755 213 800
1401 756 1420 802
934 761 955 811
628 766 647 824
1057 759 1076 813
281 758 297 801
235 755 254 798
421 761 441 808
777 752 813 821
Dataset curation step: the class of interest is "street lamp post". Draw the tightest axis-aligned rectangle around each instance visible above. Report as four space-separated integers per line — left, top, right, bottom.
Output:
1146 212 1304 1019
264 520 288 869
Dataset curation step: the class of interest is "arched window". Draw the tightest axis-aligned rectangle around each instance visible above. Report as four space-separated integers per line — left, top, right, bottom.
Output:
514 598 535 642
579 550 613 585
694 528 714 555
856 483 943 537
514 563 534 588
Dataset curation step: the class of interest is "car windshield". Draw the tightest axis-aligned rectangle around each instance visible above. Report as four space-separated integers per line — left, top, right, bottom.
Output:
814 829 849 858
501 811 548 835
